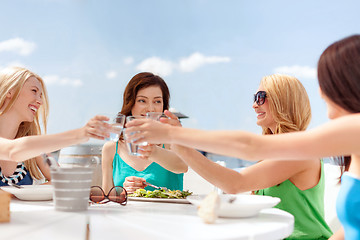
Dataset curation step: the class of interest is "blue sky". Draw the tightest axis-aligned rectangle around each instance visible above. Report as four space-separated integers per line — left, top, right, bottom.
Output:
1 0 360 138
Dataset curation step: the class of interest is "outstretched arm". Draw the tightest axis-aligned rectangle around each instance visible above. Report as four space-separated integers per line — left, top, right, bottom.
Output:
148 110 188 173
1 115 111 162
125 113 360 161
171 145 317 194
148 146 188 173
136 110 188 173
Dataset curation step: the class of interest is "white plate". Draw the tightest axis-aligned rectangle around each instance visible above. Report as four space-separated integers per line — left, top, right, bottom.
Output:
128 196 190 204
187 194 280 218
0 185 53 201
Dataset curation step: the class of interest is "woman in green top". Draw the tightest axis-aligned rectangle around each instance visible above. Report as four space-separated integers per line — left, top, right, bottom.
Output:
251 75 331 239
101 72 187 194
127 74 332 239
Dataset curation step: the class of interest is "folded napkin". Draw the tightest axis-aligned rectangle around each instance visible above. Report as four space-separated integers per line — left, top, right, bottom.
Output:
197 191 220 224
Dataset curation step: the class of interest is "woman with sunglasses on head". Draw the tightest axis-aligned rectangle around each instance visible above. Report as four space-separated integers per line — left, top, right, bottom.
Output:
0 66 111 187
101 72 187 195
126 35 360 240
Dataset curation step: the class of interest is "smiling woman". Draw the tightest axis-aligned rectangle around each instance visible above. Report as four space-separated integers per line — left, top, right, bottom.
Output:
101 72 188 195
0 66 112 186
0 67 50 185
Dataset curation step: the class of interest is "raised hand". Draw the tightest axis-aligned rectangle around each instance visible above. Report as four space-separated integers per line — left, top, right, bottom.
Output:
160 110 182 127
125 118 172 145
82 115 111 140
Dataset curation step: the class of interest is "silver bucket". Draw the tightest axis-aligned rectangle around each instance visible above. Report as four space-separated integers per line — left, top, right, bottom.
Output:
58 144 102 186
51 167 94 212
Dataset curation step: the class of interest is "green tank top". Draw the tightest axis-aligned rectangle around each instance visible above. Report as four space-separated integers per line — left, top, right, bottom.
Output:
256 160 332 239
112 142 183 191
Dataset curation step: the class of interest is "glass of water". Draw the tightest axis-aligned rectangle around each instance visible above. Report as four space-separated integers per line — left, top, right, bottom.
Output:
106 113 126 142
125 115 148 156
146 112 166 121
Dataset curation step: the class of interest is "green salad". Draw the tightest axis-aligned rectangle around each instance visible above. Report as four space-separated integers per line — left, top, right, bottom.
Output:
129 189 192 199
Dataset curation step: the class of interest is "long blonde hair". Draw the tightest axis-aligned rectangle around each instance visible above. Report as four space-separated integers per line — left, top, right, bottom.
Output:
0 66 49 179
260 74 311 135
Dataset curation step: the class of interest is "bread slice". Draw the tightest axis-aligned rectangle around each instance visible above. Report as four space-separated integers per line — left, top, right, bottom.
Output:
0 190 11 223
197 191 220 224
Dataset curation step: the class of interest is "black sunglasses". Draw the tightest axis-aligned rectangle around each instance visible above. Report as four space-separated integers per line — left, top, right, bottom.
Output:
89 186 127 206
254 91 267 106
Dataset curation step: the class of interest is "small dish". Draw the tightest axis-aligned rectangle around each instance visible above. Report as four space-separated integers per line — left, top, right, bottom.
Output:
187 194 280 218
0 185 53 201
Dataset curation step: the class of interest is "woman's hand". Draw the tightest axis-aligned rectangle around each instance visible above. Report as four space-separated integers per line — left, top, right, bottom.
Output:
123 176 147 194
137 144 156 159
160 110 182 127
134 110 181 157
125 119 172 144
125 111 181 145
81 115 111 140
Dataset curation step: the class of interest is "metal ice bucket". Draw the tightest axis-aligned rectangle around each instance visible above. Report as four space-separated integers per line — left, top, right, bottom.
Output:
58 144 102 186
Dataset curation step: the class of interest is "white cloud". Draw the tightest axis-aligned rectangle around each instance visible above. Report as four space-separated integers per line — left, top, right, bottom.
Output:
123 57 134 65
43 75 83 87
0 38 36 56
135 52 231 76
136 57 174 77
179 52 231 72
273 65 317 80
106 71 117 79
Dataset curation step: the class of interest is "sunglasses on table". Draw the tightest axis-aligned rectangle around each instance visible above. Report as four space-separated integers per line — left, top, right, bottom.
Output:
89 186 127 206
254 91 267 106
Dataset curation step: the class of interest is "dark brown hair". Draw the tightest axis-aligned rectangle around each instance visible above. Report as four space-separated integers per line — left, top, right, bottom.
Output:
318 34 360 177
120 72 170 116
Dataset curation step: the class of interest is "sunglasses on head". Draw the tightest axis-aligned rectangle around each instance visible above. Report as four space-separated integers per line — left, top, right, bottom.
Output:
254 91 267 106
89 186 127 206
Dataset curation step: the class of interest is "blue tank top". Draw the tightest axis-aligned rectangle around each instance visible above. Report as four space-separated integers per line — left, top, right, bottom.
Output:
336 172 360 240
112 142 183 191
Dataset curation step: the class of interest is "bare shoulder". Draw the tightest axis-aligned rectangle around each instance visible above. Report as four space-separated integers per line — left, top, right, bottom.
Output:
102 141 117 164
298 158 321 174
261 158 319 177
345 113 360 121
324 113 360 130
102 141 116 152
248 159 314 177
35 155 46 168
292 158 322 190
35 155 48 167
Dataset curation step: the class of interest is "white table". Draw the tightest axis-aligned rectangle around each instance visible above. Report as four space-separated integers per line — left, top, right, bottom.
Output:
2 199 294 240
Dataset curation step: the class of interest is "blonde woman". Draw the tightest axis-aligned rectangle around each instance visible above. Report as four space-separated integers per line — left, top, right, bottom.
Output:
0 66 111 186
127 74 332 239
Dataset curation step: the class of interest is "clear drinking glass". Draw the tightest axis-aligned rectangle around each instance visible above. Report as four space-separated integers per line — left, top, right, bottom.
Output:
105 113 126 142
146 112 166 121
125 115 148 156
